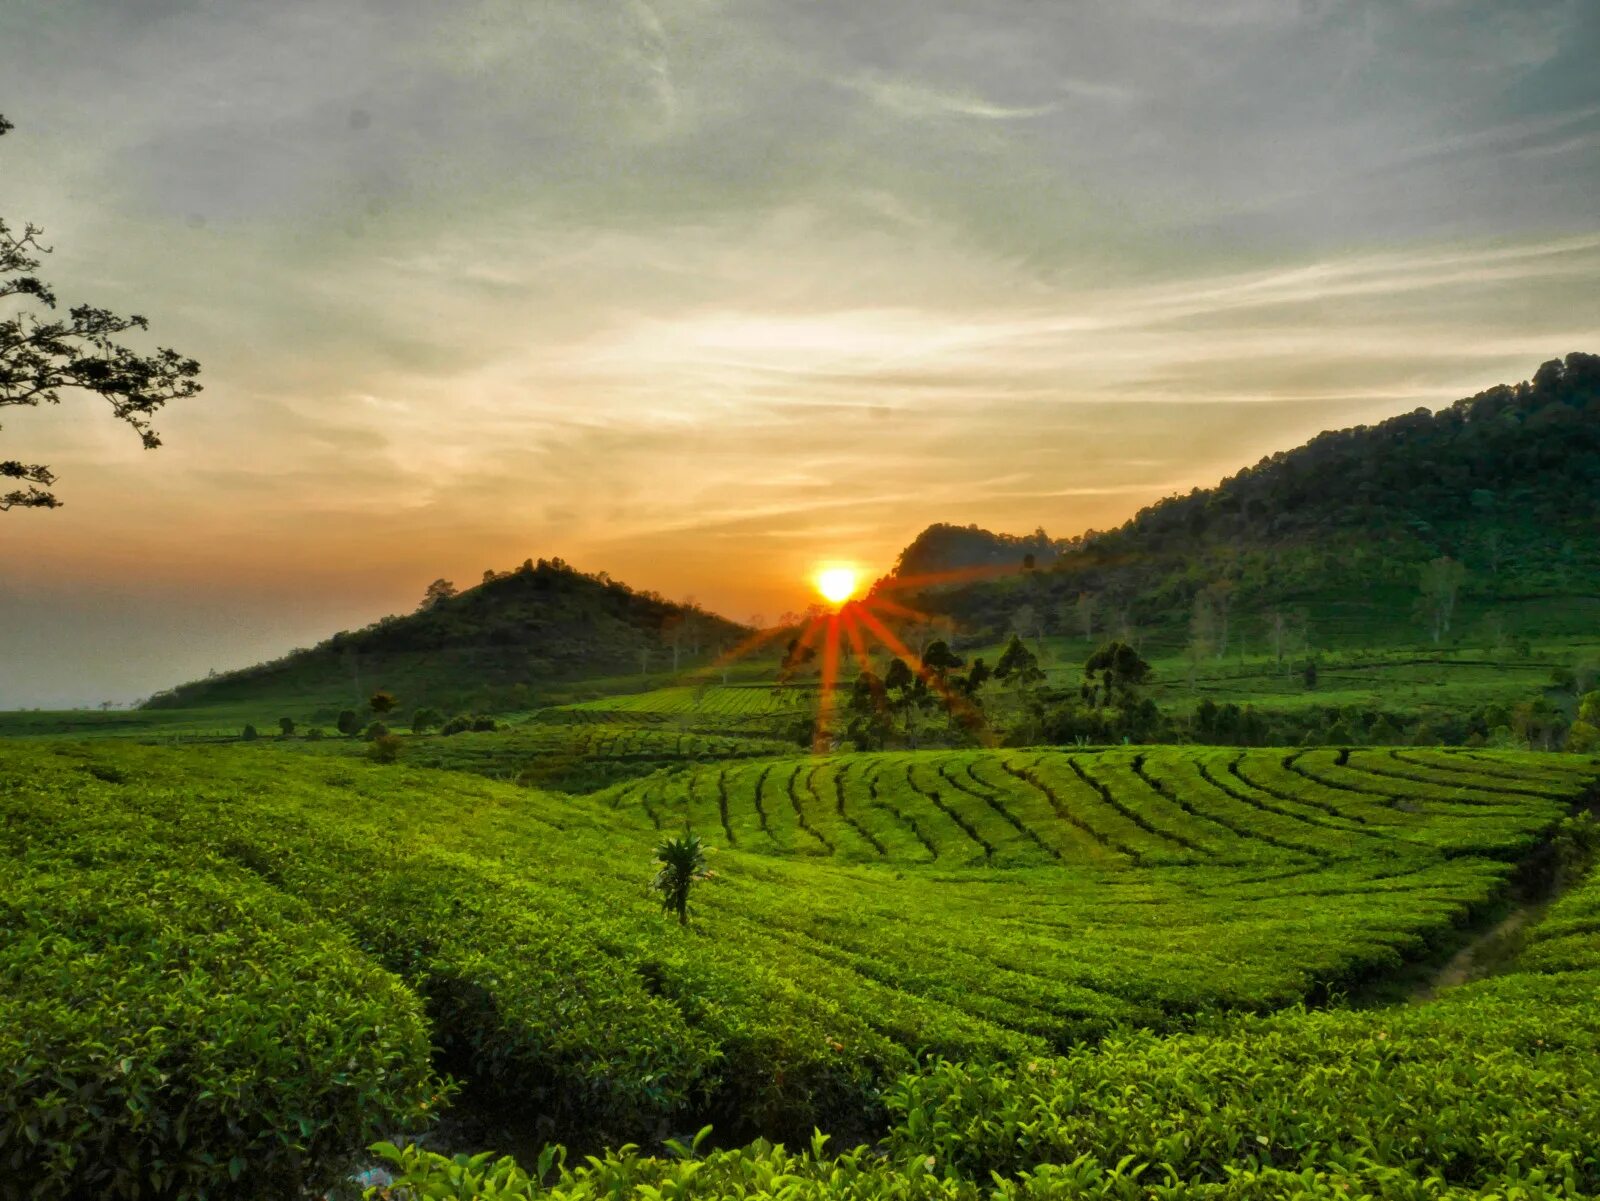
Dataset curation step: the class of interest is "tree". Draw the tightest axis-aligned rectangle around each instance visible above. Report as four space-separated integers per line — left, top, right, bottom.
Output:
1417 556 1467 644
922 639 964 680
1074 591 1097 642
1204 579 1236 660
663 613 685 672
1265 609 1289 668
419 579 457 610
884 657 931 747
240 724 259 741
369 689 398 716
845 670 894 751
368 733 403 764
1082 640 1150 707
995 635 1042 685
410 706 443 734
652 826 712 926
1012 604 1043 654
336 709 361 736
277 716 295 737
1185 593 1217 689
1 115 202 510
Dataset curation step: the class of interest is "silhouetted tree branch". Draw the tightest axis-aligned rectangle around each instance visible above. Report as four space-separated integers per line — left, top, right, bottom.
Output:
0 114 202 510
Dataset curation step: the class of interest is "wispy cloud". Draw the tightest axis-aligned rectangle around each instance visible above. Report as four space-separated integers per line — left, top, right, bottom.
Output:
842 74 1061 121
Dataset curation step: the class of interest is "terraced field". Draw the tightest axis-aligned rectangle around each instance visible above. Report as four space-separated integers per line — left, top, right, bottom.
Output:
543 683 807 736
370 722 791 791
610 746 1589 865
4 740 1596 1196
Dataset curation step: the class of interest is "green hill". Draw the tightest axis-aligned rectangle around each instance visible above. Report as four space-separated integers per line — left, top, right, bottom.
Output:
143 557 749 716
897 353 1600 650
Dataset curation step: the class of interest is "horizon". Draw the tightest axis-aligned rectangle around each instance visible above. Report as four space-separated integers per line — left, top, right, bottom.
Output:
3 1 1599 708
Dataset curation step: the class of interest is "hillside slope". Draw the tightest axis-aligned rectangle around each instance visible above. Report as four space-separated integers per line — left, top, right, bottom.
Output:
146 557 748 714
899 353 1600 648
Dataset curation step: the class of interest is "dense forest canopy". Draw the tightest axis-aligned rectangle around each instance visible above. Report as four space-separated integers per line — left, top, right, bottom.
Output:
897 354 1600 643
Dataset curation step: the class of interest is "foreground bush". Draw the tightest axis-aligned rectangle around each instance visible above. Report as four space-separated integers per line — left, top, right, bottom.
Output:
0 862 440 1200
884 970 1600 1192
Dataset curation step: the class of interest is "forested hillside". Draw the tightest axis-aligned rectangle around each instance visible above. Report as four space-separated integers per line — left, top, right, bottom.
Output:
146 558 747 714
902 353 1600 647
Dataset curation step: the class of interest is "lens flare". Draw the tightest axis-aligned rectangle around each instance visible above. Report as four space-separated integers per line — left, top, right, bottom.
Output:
814 566 860 606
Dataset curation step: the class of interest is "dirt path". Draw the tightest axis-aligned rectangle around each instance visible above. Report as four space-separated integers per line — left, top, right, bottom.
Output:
1414 906 1535 1000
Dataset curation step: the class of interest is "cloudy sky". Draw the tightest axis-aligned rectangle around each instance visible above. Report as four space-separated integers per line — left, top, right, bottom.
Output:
2 0 1598 707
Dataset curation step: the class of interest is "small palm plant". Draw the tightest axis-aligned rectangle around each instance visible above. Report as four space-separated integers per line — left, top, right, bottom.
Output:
653 826 712 926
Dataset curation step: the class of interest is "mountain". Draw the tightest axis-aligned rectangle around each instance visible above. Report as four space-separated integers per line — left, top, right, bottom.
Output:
887 523 1065 584
146 557 748 714
894 353 1600 649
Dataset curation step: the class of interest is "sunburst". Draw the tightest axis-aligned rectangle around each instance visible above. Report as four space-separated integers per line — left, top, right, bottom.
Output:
688 559 1036 753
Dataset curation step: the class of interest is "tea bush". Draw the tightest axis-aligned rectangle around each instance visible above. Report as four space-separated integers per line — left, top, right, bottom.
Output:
0 862 438 1200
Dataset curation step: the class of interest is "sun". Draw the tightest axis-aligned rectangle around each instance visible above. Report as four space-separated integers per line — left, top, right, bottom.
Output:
814 565 860 606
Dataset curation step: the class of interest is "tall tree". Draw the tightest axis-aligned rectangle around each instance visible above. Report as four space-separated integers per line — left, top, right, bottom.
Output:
1 115 202 510
419 579 458 610
1417 556 1467 644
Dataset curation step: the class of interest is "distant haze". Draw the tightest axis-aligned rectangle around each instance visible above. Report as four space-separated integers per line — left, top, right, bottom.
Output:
2 0 1598 707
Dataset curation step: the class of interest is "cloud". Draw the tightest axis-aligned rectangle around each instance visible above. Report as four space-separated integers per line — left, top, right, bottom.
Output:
843 74 1062 121
0 0 1597 703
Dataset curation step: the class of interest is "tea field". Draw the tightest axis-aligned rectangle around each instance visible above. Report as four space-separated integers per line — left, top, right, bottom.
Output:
2 739 1596 1197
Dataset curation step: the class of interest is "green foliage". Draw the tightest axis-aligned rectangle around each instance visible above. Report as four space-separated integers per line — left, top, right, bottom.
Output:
411 705 444 734
4 740 1597 1193
368 733 403 764
994 636 1040 684
885 968 1600 1192
894 355 1600 658
363 720 389 741
440 714 473 736
277 715 295 737
0 859 438 1198
369 689 398 716
336 709 360 736
239 723 258 741
652 826 711 925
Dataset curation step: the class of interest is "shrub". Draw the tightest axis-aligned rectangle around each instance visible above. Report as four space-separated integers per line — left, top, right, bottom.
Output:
240 723 259 741
368 734 404 764
304 727 324 741
0 863 440 1199
411 706 444 734
470 715 499 732
440 714 473 736
277 716 295 737
336 709 361 736
369 689 398 716
364 721 390 741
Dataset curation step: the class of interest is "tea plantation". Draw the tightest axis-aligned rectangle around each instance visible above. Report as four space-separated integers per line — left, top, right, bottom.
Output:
1 741 1596 1198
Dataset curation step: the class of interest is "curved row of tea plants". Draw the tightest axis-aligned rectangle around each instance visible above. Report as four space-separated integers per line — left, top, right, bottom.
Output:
2 742 1594 1197
380 829 1600 1199
612 746 1584 866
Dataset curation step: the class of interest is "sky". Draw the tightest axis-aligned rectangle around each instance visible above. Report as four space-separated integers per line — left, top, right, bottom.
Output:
2 0 1598 708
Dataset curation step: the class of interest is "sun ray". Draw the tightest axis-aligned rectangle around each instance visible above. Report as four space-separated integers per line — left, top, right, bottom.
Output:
854 605 995 747
814 609 843 752
687 620 791 684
